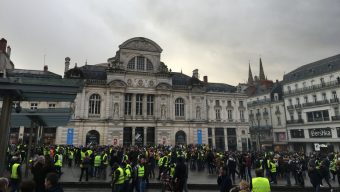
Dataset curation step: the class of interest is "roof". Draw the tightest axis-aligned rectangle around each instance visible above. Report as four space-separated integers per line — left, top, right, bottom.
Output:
7 69 61 78
283 54 340 83
206 83 236 93
171 72 191 86
65 65 107 80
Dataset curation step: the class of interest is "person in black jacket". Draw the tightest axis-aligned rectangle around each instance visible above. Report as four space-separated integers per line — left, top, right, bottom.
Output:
174 157 187 192
217 166 232 192
308 165 322 192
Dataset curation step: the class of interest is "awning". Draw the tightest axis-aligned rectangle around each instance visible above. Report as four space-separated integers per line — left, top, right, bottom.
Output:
9 108 73 127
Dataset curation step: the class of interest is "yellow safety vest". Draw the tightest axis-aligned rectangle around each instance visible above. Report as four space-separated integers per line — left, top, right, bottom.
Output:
11 163 20 179
158 157 163 167
81 151 85 161
270 162 277 173
125 167 131 181
103 154 108 165
252 177 270 192
94 155 101 167
138 165 145 177
54 155 62 167
115 167 125 184
69 151 74 159
170 167 175 177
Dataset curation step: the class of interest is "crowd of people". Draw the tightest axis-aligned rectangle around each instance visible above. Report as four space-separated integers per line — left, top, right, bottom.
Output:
2 143 340 192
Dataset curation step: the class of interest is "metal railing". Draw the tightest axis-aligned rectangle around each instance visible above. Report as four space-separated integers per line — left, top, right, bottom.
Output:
284 80 340 96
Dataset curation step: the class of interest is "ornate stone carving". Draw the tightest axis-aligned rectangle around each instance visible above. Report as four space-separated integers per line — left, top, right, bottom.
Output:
127 79 132 87
137 80 144 87
124 41 159 52
149 80 155 87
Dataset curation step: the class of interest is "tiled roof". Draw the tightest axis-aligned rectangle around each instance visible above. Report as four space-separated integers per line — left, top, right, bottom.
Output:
283 54 340 83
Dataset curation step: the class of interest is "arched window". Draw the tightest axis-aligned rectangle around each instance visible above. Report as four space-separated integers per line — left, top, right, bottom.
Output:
127 58 135 69
127 56 153 71
175 98 185 117
89 94 101 116
146 59 153 71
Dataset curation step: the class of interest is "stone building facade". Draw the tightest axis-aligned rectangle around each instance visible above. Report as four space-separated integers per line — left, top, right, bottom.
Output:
283 54 340 154
57 37 250 150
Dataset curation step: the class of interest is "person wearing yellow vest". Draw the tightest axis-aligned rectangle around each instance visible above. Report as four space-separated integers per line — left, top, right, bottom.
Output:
10 156 21 192
54 152 62 178
111 163 125 192
94 152 102 178
137 158 146 192
101 151 109 180
122 162 131 191
251 168 271 192
68 150 74 167
269 159 277 184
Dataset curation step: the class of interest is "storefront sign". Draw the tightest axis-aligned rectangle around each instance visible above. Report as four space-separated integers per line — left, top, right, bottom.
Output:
67 128 74 145
309 128 332 138
197 129 202 144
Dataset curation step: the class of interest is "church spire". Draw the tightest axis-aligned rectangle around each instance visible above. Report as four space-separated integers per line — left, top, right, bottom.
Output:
259 57 265 80
247 61 254 85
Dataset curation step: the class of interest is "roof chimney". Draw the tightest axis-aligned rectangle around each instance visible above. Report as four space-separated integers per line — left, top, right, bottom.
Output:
6 46 11 58
193 69 199 79
203 76 208 83
44 65 48 72
0 38 7 53
64 57 70 73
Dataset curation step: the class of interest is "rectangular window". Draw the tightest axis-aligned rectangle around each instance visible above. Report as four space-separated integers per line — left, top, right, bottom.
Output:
239 101 244 107
337 127 340 138
296 98 300 105
322 93 327 101
227 100 232 106
147 95 154 116
298 111 302 120
307 110 330 122
304 96 308 103
215 100 220 106
288 99 292 106
30 103 38 110
277 116 281 126
227 110 233 120
313 95 317 103
333 91 337 99
215 109 221 120
135 127 144 146
123 127 132 146
136 94 143 115
124 94 132 115
215 128 225 151
290 129 305 138
240 110 244 120
146 127 155 146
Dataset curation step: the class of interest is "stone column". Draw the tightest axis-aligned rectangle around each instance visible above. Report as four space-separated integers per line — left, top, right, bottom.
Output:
144 127 147 146
132 94 136 119
132 127 135 146
212 127 216 149
225 128 229 151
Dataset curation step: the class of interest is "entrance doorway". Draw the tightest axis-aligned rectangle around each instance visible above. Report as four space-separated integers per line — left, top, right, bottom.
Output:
86 130 100 146
175 130 186 145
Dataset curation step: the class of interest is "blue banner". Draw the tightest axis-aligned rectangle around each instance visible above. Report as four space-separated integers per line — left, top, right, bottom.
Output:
197 129 202 144
67 128 74 145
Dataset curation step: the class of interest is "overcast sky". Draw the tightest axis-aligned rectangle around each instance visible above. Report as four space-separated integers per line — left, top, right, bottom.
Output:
1 0 340 85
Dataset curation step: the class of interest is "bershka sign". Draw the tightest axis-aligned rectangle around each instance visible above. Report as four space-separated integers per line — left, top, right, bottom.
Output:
309 128 332 138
